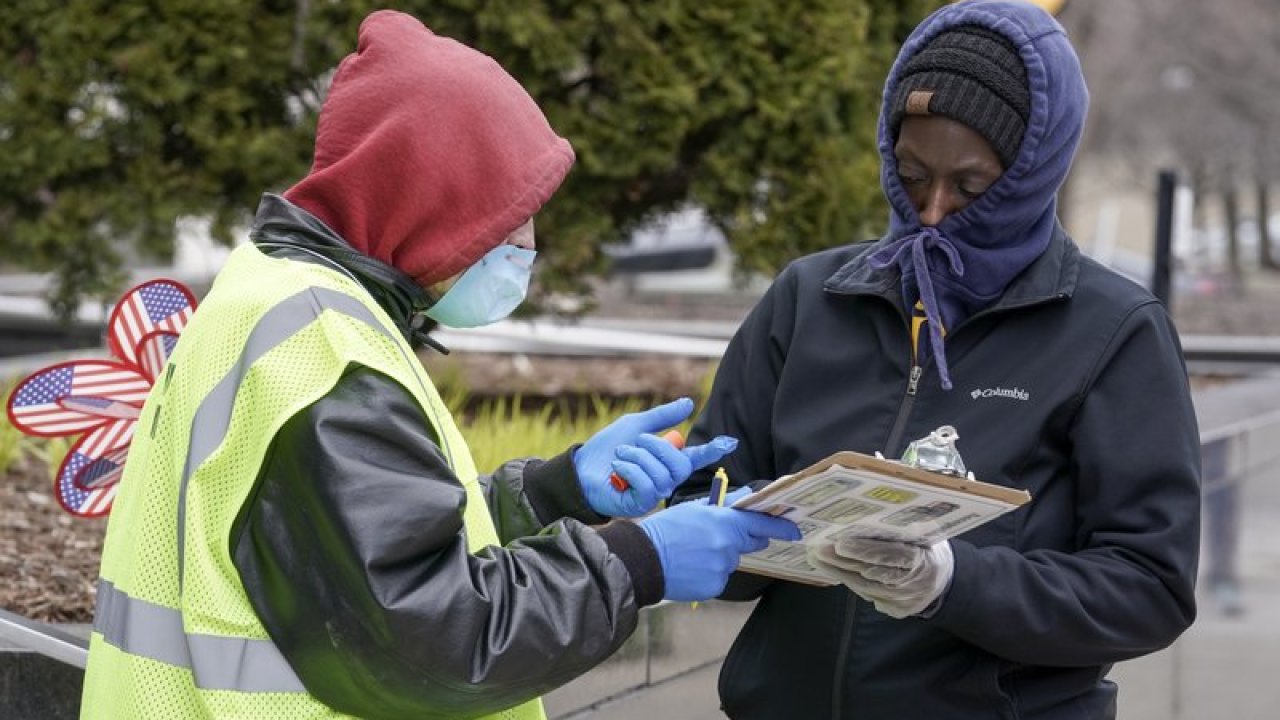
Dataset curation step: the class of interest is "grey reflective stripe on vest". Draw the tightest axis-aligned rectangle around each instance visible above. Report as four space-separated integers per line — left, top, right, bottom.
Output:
177 286 414 587
156 287 394 690
94 579 306 692
145 283 454 692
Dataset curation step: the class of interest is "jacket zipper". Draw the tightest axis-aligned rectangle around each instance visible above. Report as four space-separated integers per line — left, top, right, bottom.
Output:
886 301 926 456
831 331 921 718
884 364 922 454
830 593 859 718
880 294 1065 454
821 289 1066 717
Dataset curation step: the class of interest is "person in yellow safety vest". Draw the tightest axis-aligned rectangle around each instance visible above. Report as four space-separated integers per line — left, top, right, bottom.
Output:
79 10 801 719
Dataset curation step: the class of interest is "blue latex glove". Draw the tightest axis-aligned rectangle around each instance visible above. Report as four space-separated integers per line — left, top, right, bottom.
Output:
638 488 803 601
575 397 738 517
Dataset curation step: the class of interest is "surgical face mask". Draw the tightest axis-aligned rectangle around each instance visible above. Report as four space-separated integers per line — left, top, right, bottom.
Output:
425 244 536 328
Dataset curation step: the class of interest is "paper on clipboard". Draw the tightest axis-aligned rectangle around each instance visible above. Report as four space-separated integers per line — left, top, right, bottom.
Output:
731 450 1031 586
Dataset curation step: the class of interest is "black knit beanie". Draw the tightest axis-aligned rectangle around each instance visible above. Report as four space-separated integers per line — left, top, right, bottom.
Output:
888 25 1030 168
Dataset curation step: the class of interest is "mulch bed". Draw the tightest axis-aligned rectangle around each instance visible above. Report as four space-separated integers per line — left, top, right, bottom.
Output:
2 455 106 623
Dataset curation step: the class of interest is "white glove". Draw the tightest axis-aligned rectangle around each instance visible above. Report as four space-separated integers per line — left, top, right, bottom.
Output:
807 535 954 619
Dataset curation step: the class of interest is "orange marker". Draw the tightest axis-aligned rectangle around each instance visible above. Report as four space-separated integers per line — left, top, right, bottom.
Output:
609 429 686 491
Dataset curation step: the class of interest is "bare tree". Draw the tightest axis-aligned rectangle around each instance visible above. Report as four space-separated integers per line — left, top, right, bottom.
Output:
1061 0 1280 280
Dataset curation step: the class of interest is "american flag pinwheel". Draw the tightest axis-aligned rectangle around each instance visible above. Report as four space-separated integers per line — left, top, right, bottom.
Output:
5 279 197 517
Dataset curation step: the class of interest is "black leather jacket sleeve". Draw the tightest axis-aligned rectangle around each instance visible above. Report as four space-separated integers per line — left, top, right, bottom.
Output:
231 366 662 719
479 451 608 544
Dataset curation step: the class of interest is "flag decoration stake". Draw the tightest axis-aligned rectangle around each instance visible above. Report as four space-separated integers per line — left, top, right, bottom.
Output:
6 279 197 517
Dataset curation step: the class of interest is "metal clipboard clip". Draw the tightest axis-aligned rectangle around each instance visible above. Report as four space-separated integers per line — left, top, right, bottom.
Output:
876 425 976 480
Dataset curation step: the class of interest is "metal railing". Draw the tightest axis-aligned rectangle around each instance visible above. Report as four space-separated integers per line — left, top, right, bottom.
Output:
0 609 88 669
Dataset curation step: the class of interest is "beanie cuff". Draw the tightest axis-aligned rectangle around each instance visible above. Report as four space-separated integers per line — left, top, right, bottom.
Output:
887 25 1030 169
890 73 1026 168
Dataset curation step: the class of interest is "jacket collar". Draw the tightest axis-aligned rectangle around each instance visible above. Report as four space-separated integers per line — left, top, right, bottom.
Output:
824 220 1079 319
249 193 449 353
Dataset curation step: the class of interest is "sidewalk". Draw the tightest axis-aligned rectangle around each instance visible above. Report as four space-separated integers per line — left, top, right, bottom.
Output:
1110 497 1280 720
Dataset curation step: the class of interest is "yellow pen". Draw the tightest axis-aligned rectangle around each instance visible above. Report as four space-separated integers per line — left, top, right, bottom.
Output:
693 466 732 611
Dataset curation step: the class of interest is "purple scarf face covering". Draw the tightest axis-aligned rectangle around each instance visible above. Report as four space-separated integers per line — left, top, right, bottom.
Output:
870 0 1089 390
867 227 966 388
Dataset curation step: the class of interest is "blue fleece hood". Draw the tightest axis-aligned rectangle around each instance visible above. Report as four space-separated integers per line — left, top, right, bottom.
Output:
880 0 1088 246
870 0 1088 389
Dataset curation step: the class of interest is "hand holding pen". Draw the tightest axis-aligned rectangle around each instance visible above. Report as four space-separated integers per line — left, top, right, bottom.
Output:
691 467 732 609
636 467 802 602
573 397 737 518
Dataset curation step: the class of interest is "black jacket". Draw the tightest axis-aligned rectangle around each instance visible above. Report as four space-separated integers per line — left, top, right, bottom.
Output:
678 228 1201 720
230 195 663 719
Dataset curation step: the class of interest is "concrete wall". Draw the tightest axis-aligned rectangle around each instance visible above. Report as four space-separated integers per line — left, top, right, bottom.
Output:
0 645 84 720
545 600 751 718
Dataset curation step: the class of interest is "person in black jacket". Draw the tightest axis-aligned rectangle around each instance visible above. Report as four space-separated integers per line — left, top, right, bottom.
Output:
677 2 1200 718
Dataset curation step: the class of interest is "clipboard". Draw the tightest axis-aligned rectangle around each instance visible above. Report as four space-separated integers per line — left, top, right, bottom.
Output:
730 448 1031 585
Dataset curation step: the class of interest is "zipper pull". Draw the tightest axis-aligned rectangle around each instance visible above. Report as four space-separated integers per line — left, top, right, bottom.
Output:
907 365 922 396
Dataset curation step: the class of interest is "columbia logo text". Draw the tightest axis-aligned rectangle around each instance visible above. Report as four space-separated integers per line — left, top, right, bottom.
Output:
970 387 1029 401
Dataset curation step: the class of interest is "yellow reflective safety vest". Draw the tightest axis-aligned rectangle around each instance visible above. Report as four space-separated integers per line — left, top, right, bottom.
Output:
81 244 546 720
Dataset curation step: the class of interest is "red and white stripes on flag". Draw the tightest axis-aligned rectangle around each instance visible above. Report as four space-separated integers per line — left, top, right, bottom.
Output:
7 362 150 437
79 418 137 460
108 280 195 374
5 277 200 518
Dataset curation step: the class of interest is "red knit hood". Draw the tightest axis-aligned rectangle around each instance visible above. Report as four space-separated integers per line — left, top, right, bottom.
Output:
284 10 575 288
